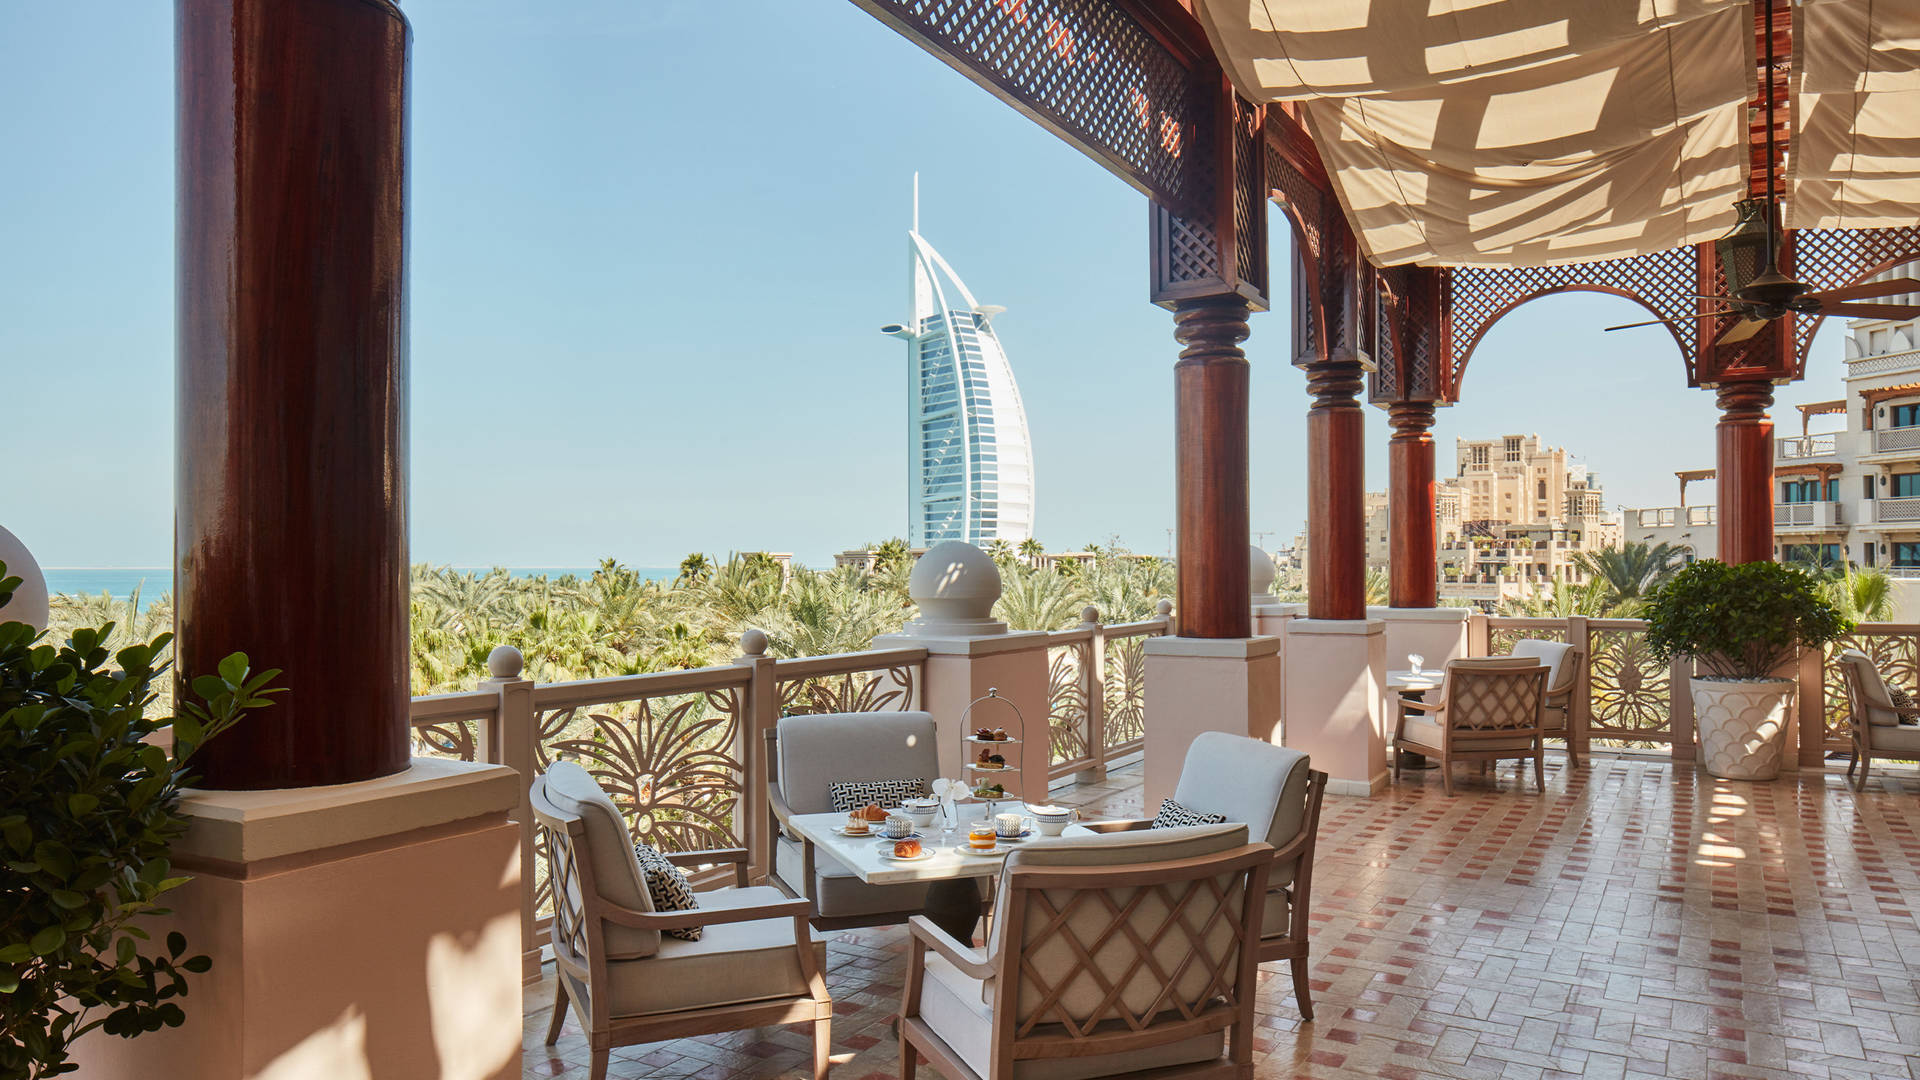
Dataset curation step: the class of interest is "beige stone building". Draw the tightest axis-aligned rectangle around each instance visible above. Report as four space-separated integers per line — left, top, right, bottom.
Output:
1362 434 1620 606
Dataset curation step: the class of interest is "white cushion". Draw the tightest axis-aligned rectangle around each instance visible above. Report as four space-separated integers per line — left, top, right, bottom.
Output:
1400 715 1536 754
1509 639 1574 693
1865 723 1920 754
1261 887 1293 940
1841 650 1904 727
542 762 657 960
601 886 825 1017
776 711 940 815
917 953 1225 1080
1170 732 1311 883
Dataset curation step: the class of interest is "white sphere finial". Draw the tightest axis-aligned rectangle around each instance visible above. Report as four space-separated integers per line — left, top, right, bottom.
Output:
902 541 1008 637
1155 598 1174 617
0 526 50 633
1249 543 1279 603
740 627 769 657
486 645 525 679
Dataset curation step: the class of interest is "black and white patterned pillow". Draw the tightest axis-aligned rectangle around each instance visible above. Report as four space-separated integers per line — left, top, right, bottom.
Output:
632 843 701 942
1150 797 1227 830
1892 686 1919 723
829 778 928 814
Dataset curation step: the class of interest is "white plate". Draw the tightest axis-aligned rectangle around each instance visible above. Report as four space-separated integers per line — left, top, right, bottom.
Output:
962 844 1008 857
878 847 935 862
837 826 883 837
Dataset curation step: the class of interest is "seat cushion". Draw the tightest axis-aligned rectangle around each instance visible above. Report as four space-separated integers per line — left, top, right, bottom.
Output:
602 886 825 1018
1400 716 1536 754
542 762 657 960
917 954 1225 1080
776 712 940 815
1866 724 1920 754
1260 886 1294 940
774 834 983 919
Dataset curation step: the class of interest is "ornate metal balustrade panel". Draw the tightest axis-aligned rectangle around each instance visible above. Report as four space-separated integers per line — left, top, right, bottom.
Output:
1103 634 1149 750
848 0 1211 211
1824 631 1920 748
530 686 747 915
1488 622 1565 656
1587 626 1673 744
1046 639 1093 767
411 717 479 763
775 663 919 716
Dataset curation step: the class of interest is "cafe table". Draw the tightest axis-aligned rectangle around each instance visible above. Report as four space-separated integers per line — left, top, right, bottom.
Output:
784 800 1093 939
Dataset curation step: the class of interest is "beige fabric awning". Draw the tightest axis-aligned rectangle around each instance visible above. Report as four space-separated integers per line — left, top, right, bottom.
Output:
1194 1 1755 267
1788 0 1920 229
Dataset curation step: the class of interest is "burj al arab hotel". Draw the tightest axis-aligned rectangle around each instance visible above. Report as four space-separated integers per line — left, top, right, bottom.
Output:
880 188 1036 548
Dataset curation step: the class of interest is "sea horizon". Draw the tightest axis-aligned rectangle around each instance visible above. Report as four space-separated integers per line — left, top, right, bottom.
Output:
41 565 678 608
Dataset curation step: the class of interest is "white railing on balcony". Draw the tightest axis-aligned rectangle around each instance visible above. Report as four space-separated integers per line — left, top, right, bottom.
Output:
1630 505 1717 528
1847 349 1920 377
1885 567 1920 579
1774 501 1843 528
1874 426 1920 454
1777 434 1837 461
1872 497 1920 523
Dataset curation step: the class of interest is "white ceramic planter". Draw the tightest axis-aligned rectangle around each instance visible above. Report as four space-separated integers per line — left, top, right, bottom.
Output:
1692 677 1794 780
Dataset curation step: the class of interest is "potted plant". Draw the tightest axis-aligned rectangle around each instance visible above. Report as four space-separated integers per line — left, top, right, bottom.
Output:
0 560 283 1077
1641 560 1851 780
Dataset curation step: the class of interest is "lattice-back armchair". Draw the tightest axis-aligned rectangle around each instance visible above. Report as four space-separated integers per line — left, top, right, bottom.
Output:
1837 649 1920 791
900 824 1271 1080
1507 638 1584 766
1394 657 1549 795
532 762 832 1080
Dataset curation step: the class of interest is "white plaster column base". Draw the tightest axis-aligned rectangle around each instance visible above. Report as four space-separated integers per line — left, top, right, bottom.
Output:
1283 619 1387 796
73 759 524 1080
873 631 1051 802
1142 636 1283 810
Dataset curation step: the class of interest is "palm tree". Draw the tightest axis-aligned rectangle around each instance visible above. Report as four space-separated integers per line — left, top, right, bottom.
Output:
1495 578 1621 618
1363 567 1389 607
676 552 713 586
1825 564 1895 622
1018 537 1045 568
872 538 912 573
984 538 1016 566
1573 541 1686 607
995 565 1088 631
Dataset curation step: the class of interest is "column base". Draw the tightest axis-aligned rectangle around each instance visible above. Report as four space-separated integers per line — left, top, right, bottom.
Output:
74 759 524 1080
1283 619 1387 796
1142 636 1283 809
873 631 1051 802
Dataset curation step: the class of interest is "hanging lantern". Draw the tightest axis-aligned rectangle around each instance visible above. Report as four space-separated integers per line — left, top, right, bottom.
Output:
1715 198 1773 296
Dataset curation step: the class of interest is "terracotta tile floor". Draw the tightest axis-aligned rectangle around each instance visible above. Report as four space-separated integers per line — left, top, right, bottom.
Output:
523 755 1920 1079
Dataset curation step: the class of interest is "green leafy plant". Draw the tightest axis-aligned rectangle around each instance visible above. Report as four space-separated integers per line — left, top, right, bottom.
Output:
1640 559 1852 680
0 561 283 1077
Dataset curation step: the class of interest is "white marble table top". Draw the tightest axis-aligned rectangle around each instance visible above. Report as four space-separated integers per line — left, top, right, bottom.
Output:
1385 669 1444 692
787 803 1093 886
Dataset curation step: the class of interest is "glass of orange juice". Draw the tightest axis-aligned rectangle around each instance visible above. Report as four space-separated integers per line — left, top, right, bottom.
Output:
968 822 997 851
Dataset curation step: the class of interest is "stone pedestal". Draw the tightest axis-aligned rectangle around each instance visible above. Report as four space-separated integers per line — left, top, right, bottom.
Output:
74 759 523 1080
1282 619 1387 796
1141 636 1282 809
874 631 1051 801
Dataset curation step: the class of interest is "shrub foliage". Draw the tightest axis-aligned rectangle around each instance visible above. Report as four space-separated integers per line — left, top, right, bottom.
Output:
1640 560 1852 680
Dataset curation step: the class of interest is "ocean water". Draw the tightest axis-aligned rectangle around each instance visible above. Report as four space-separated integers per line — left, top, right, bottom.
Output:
40 565 676 610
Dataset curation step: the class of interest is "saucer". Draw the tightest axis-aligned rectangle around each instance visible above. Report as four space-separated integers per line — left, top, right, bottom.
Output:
878 847 934 863
962 844 1008 857
868 831 923 842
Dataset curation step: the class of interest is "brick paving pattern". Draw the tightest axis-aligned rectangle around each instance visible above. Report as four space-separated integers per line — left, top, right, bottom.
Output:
523 756 1920 1079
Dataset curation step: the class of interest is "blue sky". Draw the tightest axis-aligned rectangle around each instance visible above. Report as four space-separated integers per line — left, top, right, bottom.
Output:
2 1 1847 570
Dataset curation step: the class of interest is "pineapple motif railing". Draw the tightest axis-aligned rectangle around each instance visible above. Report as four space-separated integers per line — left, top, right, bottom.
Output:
1042 601 1174 782
1468 614 1854 761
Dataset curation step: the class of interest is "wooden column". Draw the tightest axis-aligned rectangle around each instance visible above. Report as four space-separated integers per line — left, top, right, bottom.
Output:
1387 401 1438 608
1173 297 1253 638
177 0 412 789
1715 380 1776 565
1306 359 1367 619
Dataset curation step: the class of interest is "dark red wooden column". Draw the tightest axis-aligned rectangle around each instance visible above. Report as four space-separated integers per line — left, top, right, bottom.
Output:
1387 402 1439 607
1716 381 1776 564
1305 359 1367 619
177 0 412 789
1172 299 1253 637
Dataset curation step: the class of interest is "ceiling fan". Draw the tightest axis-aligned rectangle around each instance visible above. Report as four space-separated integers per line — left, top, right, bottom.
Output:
1606 0 1920 341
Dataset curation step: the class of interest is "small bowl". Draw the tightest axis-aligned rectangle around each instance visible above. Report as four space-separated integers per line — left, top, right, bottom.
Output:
1034 818 1070 837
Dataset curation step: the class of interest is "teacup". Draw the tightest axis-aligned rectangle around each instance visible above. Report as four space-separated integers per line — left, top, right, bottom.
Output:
1028 804 1073 837
994 812 1031 838
901 797 939 829
884 812 915 839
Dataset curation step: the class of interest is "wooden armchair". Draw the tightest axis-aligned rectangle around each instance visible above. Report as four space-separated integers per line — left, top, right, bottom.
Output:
899 824 1271 1080
1394 657 1549 795
532 762 832 1080
1080 732 1326 1020
1507 638 1584 766
1837 649 1920 790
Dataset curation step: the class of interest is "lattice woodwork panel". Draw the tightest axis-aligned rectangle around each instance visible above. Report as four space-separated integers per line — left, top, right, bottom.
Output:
1588 627 1673 744
1369 266 1450 404
1789 227 1920 371
1825 631 1919 749
1160 211 1222 285
1450 247 1702 392
1231 95 1263 293
852 0 1206 210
